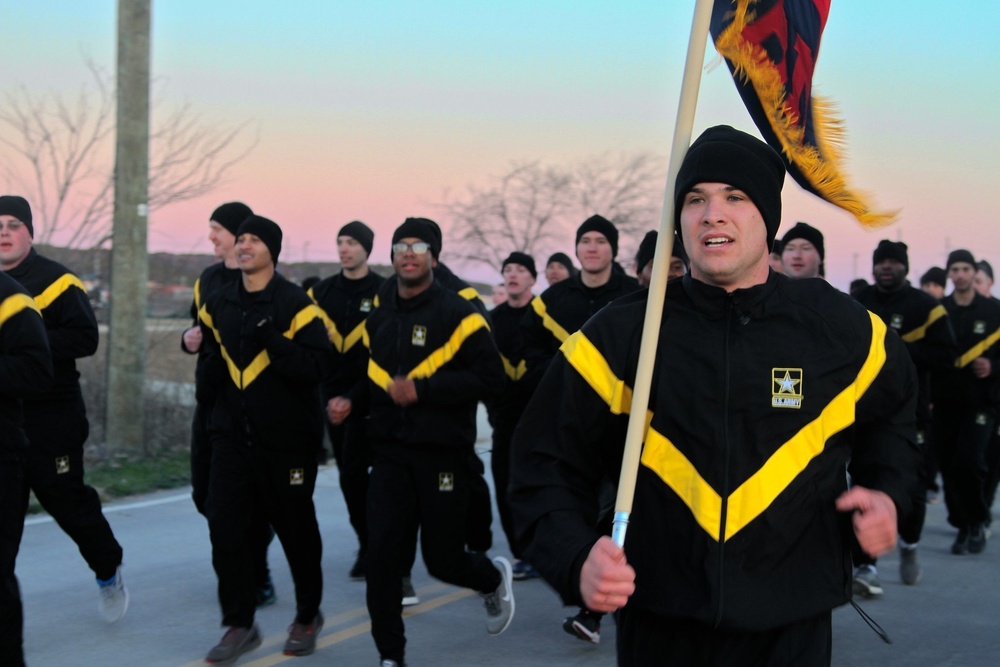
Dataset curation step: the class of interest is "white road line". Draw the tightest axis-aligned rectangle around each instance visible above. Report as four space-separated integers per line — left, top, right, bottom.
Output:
24 489 193 526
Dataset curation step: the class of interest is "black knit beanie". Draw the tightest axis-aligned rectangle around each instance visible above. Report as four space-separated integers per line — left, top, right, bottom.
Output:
210 202 253 237
575 215 619 258
674 125 785 249
781 222 825 260
920 266 948 287
635 231 657 273
636 230 689 274
501 251 537 278
872 240 908 270
672 231 688 265
392 217 440 258
236 215 282 265
338 220 374 257
0 195 33 237
946 249 976 271
546 252 576 276
978 260 994 281
920 266 946 288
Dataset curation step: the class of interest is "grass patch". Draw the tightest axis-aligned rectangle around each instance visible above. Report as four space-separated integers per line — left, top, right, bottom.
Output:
84 448 191 500
26 448 191 515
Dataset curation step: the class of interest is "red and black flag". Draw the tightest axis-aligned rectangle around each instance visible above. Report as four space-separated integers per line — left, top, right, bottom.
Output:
710 0 894 227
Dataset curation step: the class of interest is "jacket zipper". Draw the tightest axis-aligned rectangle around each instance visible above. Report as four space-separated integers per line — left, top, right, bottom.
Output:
715 296 734 628
239 308 251 446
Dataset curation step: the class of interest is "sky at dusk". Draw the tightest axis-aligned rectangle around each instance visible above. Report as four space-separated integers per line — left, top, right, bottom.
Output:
4 1 1000 290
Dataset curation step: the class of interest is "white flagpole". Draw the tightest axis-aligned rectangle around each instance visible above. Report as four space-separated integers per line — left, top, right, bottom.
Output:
612 0 716 548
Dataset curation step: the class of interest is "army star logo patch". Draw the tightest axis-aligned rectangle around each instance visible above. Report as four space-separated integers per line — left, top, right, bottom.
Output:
290 468 305 485
974 320 987 335
890 314 904 330
438 472 454 492
772 368 803 409
55 456 70 474
360 298 373 313
412 325 427 346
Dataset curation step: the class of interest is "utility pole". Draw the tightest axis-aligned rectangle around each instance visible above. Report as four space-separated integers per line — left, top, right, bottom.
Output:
106 0 151 455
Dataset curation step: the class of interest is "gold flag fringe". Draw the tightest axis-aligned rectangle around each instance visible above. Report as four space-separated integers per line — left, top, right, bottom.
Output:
715 1 897 228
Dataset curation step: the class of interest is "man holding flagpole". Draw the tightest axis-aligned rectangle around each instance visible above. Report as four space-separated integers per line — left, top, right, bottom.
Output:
509 125 920 665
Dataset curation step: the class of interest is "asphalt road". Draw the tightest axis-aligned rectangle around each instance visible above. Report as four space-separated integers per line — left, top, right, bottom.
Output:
17 445 1000 666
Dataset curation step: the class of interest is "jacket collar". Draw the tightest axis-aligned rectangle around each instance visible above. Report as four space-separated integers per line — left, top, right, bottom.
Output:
568 269 628 295
382 278 442 312
225 271 280 304
5 247 38 279
681 270 779 321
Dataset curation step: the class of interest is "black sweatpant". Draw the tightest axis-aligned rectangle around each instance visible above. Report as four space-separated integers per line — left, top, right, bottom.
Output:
22 397 122 580
192 404 274 589
616 607 832 667
206 436 323 628
899 424 933 543
934 405 993 528
366 443 500 664
326 418 370 552
0 460 26 667
983 420 1000 519
853 425 929 568
399 449 493 579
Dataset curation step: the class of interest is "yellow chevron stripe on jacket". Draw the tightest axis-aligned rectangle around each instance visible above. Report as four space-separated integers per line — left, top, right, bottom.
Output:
956 325 1000 368
310 295 370 354
532 295 571 344
199 303 324 389
194 278 203 312
0 293 41 326
901 304 946 343
642 311 888 542
561 331 633 414
367 312 489 392
341 321 366 353
32 273 86 311
313 306 344 350
501 354 527 381
559 331 654 436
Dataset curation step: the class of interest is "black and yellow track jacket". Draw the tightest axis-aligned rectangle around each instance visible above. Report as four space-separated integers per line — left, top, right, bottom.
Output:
355 280 503 448
855 283 958 421
933 292 1000 408
198 273 332 449
490 298 536 418
521 270 639 384
184 262 241 411
0 271 52 458
5 248 96 402
308 271 384 402
183 262 241 353
510 272 919 631
434 262 490 322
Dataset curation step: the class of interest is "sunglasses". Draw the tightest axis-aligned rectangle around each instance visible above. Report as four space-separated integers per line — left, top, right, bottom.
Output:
392 242 431 255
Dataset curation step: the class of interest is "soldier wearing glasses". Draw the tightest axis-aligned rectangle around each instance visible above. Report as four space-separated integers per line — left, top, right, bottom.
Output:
330 217 514 667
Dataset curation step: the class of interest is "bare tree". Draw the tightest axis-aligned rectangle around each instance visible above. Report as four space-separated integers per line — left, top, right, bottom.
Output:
439 152 665 272
0 60 256 249
440 161 574 271
572 152 665 245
